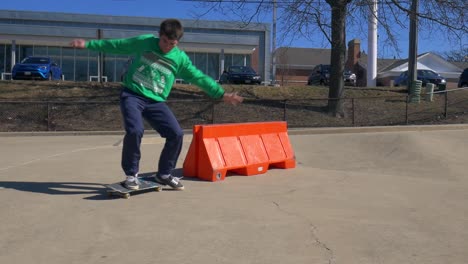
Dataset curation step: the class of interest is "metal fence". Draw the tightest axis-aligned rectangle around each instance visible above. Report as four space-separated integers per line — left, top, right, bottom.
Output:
0 88 467 132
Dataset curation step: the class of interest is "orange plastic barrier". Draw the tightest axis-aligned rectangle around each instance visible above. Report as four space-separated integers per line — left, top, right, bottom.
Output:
183 121 296 181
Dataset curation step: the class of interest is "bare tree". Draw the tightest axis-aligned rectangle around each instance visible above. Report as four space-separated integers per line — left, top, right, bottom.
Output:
182 0 467 116
443 47 468 62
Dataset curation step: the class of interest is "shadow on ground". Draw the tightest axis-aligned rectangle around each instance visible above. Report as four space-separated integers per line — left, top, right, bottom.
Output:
0 181 105 200
0 169 201 200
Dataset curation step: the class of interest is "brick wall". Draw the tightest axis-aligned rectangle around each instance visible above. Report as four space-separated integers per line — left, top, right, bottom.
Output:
275 68 309 85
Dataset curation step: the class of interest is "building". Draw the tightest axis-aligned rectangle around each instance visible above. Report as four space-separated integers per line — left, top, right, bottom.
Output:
274 46 331 85
275 39 466 88
0 10 271 82
348 40 466 87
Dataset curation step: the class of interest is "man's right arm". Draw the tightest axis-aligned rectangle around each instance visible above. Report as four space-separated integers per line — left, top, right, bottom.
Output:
70 35 151 54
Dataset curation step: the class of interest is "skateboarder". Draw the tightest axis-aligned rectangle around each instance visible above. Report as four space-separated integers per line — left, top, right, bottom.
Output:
70 19 243 190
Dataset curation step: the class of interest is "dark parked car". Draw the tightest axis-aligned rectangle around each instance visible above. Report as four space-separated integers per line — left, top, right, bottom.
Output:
12 57 62 80
458 68 468 88
219 66 262 85
394 69 446 89
307 64 330 85
307 64 356 86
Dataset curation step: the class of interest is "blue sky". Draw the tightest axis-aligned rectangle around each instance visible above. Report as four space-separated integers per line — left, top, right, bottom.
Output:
2 0 465 59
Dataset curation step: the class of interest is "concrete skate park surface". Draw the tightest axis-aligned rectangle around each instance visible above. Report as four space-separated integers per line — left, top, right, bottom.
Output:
1 124 467 264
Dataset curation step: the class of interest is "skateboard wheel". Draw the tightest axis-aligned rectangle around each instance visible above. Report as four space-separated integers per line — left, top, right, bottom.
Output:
155 187 162 192
123 193 130 199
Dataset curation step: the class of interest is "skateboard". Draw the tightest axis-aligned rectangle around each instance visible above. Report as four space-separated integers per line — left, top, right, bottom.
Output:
105 179 162 199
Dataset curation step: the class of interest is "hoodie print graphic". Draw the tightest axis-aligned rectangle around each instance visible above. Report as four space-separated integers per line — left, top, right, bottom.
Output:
132 52 176 94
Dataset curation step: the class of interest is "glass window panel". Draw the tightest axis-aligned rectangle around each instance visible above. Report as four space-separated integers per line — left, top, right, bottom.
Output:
103 55 115 82
33 46 48 56
75 58 88 81
48 47 62 66
18 45 34 62
232 54 244 66
0 44 5 73
48 46 61 56
75 49 89 81
116 55 132 82
245 54 251 66
89 50 99 80
194 53 207 73
61 48 75 81
5 45 11 72
224 54 232 69
207 53 220 80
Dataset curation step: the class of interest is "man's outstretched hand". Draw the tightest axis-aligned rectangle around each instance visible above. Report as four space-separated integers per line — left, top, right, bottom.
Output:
69 39 86 49
223 92 243 106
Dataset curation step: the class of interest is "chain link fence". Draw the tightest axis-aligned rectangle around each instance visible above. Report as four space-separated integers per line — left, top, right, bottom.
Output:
1 88 467 132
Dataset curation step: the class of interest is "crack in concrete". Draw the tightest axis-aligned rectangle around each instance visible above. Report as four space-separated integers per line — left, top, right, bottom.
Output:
273 201 336 264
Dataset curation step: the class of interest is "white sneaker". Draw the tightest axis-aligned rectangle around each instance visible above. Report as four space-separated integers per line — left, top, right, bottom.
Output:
124 175 140 190
155 174 184 190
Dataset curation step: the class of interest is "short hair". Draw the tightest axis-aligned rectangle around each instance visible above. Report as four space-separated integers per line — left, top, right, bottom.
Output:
159 19 184 41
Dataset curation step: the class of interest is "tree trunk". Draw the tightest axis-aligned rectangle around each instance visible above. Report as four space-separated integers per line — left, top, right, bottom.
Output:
326 0 348 117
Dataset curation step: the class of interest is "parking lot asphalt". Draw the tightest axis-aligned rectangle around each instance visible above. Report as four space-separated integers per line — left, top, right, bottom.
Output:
1 124 467 264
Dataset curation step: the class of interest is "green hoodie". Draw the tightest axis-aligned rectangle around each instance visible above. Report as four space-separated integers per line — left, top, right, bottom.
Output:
86 34 225 102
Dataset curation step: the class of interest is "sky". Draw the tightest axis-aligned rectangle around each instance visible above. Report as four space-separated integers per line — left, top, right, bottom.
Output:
2 0 466 59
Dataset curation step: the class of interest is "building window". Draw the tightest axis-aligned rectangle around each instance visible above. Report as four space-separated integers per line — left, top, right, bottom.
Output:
62 48 75 81
184 52 220 80
0 43 253 82
0 44 6 73
75 49 89 81
48 47 62 67
33 45 48 57
207 53 220 80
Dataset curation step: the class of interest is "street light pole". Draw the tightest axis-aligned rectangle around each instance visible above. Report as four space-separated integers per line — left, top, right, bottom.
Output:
271 0 277 86
367 0 378 87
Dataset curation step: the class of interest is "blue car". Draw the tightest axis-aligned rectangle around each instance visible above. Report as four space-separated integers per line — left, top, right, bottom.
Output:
12 57 62 80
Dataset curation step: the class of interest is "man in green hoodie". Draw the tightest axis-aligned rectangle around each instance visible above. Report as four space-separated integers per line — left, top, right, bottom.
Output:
71 19 243 190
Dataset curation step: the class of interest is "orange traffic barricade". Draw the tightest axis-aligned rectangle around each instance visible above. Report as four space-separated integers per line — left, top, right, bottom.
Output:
183 121 295 181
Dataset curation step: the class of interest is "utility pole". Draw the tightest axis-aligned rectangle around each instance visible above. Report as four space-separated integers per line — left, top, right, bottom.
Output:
407 0 419 92
271 0 277 86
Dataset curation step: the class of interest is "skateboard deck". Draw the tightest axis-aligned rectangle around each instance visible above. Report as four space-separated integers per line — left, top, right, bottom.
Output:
105 179 162 199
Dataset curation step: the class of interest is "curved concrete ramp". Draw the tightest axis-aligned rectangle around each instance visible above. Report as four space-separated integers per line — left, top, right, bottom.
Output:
0 125 467 264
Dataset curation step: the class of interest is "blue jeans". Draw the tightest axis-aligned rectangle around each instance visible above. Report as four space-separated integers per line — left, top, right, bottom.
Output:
120 89 183 177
